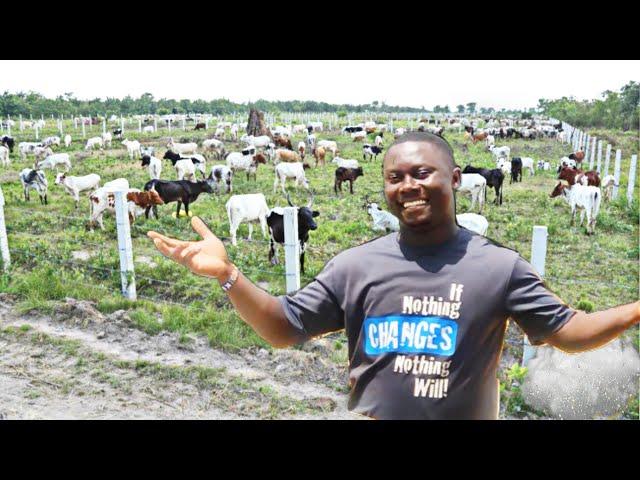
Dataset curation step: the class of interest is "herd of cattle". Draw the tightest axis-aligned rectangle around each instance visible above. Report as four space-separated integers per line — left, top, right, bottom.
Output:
0 115 621 274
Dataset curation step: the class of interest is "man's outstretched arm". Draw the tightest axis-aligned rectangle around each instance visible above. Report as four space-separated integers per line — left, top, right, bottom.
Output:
545 301 640 353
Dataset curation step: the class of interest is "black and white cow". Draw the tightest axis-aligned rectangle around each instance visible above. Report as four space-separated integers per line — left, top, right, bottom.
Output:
1 135 15 152
266 193 319 275
362 144 383 161
19 168 48 204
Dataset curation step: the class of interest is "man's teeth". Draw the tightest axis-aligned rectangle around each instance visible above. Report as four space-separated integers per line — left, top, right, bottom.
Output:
403 200 426 207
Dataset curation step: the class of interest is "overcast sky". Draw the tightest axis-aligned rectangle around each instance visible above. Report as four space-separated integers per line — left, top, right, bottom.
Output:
2 60 637 110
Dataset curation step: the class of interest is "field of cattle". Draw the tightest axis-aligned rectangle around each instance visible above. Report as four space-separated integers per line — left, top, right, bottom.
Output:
0 115 638 358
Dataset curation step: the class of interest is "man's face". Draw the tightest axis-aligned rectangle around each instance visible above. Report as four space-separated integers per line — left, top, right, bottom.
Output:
383 141 460 230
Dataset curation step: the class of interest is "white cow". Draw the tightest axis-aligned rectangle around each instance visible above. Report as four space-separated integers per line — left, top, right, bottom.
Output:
55 172 101 208
225 193 270 246
89 178 130 230
38 153 71 172
64 134 72 148
456 173 486 213
0 145 9 166
551 182 602 235
367 202 399 232
456 213 489 236
167 137 197 155
85 136 104 151
121 139 141 159
273 162 310 194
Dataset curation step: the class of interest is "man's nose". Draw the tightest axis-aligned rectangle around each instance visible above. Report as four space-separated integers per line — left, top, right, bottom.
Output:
399 174 420 190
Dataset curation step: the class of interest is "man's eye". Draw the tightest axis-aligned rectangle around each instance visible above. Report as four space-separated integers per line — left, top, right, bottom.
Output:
416 170 431 178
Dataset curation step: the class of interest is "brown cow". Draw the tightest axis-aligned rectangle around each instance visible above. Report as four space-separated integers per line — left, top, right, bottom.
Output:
568 150 585 167
558 166 601 187
194 122 206 130
313 146 326 167
275 137 293 150
472 132 488 143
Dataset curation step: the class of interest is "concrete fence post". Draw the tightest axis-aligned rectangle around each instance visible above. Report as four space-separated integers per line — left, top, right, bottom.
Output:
34 124 39 141
103 119 106 135
523 225 548 367
612 149 622 200
154 117 158 132
114 190 136 300
138 118 142 133
604 144 612 177
120 116 124 136
283 207 300 294
0 186 10 272
589 137 596 170
82 121 86 138
627 155 637 207
596 140 603 173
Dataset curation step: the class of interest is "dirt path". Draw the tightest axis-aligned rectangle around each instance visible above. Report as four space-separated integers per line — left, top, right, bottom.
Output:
0 296 360 420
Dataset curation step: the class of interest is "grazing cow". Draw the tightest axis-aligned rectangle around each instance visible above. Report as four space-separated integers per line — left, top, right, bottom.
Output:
332 157 359 169
312 146 326 167
167 137 197 155
141 155 162 180
1 135 15 152
317 140 338 157
42 136 61 147
55 172 101 208
375 135 383 147
121 139 141 159
126 190 164 222
472 131 488 143
362 144 383 161
351 131 367 142
462 165 504 205
274 162 310 194
112 128 123 139
275 136 293 150
298 141 306 160
194 122 206 130
334 167 364 194
225 193 270 246
101 132 113 148
558 156 577 172
88 179 130 230
64 134 72 148
489 145 510 161
456 173 486 213
38 153 71 172
85 136 104 151
240 135 272 148
485 135 495 148
550 182 601 235
511 157 534 176
456 213 489 236
225 151 266 181
210 164 233 193
343 126 364 134
266 193 319 274
274 149 301 164
557 166 601 187
509 157 522 183
365 200 399 232
568 150 585 167
202 138 225 160
144 177 214 218
19 168 48 205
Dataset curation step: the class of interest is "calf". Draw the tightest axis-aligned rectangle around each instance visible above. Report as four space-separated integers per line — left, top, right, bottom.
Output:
210 164 233 194
550 182 601 235
507 157 522 183
144 177 214 218
38 153 71 172
225 193 270 246
141 155 162 180
365 200 399 232
19 168 48 205
334 166 364 194
274 148 301 164
55 172 101 208
194 122 206 130
511 157 534 177
88 178 130 230
601 175 617 202
313 146 326 167
126 190 164 222
266 194 319 274
568 150 585 168
298 141 306 160
462 165 504 205
362 144 383 161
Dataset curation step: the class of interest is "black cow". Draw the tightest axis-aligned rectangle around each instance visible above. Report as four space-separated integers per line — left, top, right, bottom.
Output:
266 193 319 274
194 122 206 130
112 128 123 139
1 135 15 152
342 126 363 134
362 144 383 161
334 166 364 194
143 177 214 218
462 165 504 205
510 157 523 184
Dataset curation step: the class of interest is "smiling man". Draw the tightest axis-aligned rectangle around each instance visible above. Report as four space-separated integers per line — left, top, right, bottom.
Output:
148 131 639 420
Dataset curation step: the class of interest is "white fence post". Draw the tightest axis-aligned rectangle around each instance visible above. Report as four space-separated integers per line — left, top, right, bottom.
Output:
6 117 10 136
103 119 106 135
120 116 124 136
0 186 10 272
604 144 612 177
627 155 637 207
19 115 23 131
589 137 596 170
138 118 142 133
612 149 622 200
523 225 548 367
596 140 602 173
34 124 39 141
114 190 136 300
283 207 300 294
74 117 78 130
168 119 172 132
82 120 86 138
154 117 158 132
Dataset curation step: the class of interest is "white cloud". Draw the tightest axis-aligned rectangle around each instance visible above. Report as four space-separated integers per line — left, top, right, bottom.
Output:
1 60 637 110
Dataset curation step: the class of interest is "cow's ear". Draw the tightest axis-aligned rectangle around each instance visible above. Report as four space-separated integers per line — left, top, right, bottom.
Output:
312 211 319 217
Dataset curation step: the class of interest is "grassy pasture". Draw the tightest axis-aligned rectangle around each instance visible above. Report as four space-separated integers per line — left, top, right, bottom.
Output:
0 118 638 353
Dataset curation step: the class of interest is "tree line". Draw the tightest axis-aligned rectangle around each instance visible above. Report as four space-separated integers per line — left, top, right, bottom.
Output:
0 92 427 118
537 81 639 131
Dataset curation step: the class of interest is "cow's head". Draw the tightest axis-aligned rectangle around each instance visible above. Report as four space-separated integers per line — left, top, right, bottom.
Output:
550 181 568 198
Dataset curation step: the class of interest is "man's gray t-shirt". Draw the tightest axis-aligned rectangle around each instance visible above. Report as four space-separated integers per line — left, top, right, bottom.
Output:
278 228 576 420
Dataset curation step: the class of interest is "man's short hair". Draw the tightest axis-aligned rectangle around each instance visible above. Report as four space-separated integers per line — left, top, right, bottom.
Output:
385 131 456 168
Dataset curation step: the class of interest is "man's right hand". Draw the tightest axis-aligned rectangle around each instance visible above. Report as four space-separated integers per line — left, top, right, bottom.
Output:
147 216 233 281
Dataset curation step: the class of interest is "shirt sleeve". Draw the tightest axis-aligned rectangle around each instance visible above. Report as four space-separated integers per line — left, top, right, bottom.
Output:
504 256 577 346
277 258 345 343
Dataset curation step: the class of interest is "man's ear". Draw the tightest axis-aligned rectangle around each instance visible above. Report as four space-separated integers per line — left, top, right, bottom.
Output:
452 166 462 190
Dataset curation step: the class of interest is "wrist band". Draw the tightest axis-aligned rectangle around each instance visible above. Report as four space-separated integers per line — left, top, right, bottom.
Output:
220 265 239 292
